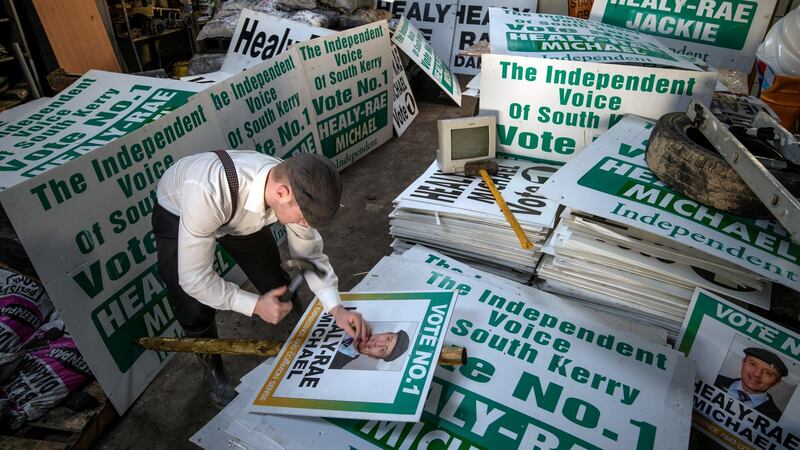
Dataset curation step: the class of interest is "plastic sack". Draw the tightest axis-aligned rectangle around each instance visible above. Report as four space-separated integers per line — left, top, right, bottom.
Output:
756 7 800 77
337 7 391 29
275 0 317 11
187 53 227 75
196 0 271 40
0 321 92 429
0 271 53 382
291 8 339 28
319 0 372 14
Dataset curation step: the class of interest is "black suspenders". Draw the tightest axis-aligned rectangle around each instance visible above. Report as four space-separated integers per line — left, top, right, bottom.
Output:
212 150 239 226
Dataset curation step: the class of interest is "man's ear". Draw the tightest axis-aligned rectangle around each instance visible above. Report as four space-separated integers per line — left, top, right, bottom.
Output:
275 183 293 204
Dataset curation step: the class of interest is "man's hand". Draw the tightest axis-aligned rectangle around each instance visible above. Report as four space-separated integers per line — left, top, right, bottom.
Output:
330 305 370 342
253 286 292 324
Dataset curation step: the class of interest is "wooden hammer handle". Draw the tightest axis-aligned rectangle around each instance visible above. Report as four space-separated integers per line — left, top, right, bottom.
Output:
478 168 534 250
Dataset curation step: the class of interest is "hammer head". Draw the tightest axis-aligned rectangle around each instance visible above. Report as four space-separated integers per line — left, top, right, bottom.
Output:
464 159 498 177
282 258 326 277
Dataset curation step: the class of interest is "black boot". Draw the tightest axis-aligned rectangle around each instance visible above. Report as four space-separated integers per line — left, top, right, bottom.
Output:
186 322 238 409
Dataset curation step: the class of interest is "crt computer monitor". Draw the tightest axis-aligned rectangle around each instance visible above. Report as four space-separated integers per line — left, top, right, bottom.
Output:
436 115 496 174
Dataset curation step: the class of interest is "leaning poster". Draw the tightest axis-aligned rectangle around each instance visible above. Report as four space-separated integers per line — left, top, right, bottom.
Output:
676 288 800 449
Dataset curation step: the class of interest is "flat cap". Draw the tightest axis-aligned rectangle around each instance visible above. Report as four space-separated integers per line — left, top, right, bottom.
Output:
744 347 788 377
286 153 342 229
384 330 410 362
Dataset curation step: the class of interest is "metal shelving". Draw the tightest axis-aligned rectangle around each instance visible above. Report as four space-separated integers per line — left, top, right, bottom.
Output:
0 0 42 111
106 0 196 73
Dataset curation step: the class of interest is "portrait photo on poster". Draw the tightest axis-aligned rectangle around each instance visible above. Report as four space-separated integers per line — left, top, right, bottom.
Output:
329 321 417 371
714 334 799 423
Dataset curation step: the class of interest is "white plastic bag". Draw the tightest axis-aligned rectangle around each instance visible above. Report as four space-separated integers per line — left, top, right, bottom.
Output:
756 7 800 77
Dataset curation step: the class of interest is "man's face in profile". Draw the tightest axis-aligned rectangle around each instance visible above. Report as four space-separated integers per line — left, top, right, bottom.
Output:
741 355 782 393
356 332 398 359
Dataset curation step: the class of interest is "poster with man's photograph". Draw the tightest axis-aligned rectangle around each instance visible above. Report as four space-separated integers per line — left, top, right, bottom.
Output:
247 291 456 422
329 321 416 371
677 288 800 449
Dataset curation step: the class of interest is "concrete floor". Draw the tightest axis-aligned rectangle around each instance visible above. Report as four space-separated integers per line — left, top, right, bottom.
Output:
96 77 478 449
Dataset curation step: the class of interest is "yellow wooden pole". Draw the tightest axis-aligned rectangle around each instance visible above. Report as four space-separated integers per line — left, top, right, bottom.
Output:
478 168 534 249
136 337 468 366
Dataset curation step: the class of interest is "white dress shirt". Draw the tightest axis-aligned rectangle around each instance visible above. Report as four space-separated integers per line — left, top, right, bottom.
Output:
156 150 341 316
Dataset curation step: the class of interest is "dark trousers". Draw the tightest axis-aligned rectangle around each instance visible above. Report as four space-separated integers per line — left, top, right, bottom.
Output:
152 202 288 335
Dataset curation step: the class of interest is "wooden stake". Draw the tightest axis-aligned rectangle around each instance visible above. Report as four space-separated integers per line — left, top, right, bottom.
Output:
136 337 467 366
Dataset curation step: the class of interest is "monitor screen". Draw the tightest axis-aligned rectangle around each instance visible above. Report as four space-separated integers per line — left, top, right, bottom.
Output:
451 126 490 160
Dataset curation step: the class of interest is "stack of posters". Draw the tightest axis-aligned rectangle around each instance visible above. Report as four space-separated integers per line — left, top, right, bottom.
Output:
536 115 795 338
192 245 696 449
389 159 560 283
538 210 771 337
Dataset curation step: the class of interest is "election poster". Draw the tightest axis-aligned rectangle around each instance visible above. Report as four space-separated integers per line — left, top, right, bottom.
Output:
180 10 334 87
544 221 772 310
0 79 247 412
0 58 316 411
537 115 800 292
202 49 322 160
394 159 559 227
376 0 458 68
393 17 462 106
391 159 561 278
295 21 394 170
479 53 716 163
221 9 335 74
489 8 700 71
391 45 418 136
0 71 204 190
448 0 537 76
248 291 456 421
0 26 397 412
376 1 539 76
590 0 778 72
676 288 800 449
196 247 695 449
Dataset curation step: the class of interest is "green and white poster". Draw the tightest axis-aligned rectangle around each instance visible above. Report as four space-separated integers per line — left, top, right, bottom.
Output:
590 0 777 72
393 16 462 106
202 48 322 159
0 71 204 190
249 291 456 421
296 21 394 170
676 288 800 449
0 73 245 412
195 246 695 448
479 54 716 164
448 0 537 75
488 8 700 70
537 115 800 291
376 0 459 73
0 51 324 412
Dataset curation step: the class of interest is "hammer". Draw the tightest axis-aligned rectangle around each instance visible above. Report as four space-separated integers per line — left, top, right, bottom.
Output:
464 159 533 249
280 258 326 313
